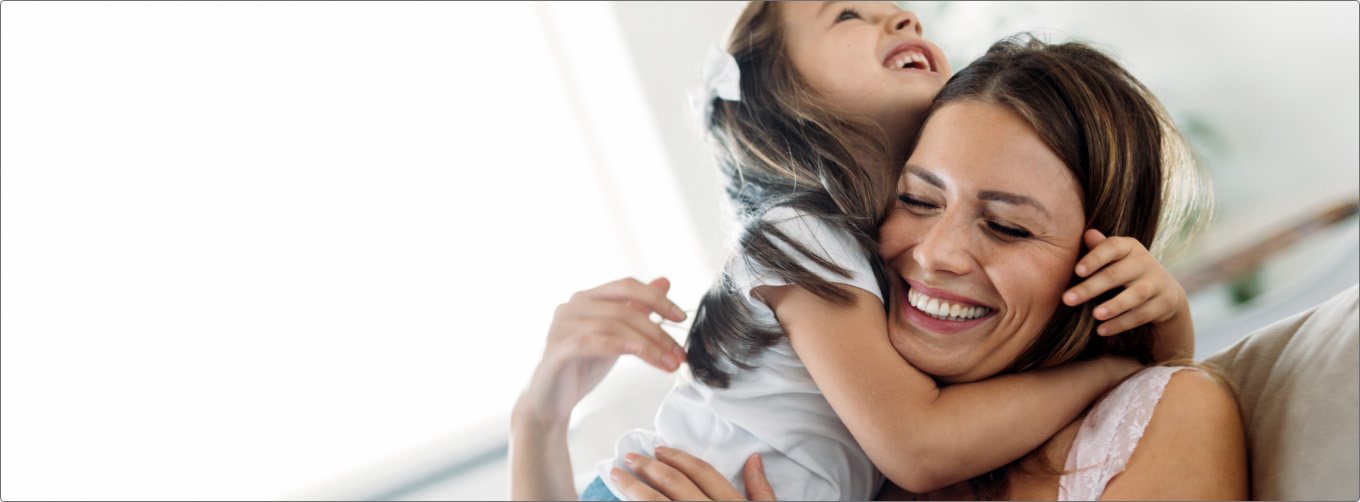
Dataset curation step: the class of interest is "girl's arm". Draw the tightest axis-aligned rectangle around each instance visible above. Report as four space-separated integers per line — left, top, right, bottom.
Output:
1063 229 1194 362
510 278 688 501
764 284 1140 493
1098 370 1248 499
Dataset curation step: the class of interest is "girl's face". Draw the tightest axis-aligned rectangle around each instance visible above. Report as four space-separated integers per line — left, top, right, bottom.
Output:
782 1 950 160
878 101 1087 384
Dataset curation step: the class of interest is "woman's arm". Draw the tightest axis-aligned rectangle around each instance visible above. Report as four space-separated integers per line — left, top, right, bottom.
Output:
509 407 576 501
510 278 688 501
764 285 1140 493
1098 370 1248 500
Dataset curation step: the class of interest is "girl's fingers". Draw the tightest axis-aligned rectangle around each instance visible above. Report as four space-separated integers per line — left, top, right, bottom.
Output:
654 446 745 500
625 453 710 501
1073 233 1133 278
583 277 687 322
610 467 669 501
1096 300 1165 337
743 454 776 501
1064 257 1142 306
1091 282 1155 321
1082 228 1108 249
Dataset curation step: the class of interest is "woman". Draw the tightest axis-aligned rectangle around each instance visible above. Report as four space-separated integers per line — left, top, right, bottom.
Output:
607 36 1248 501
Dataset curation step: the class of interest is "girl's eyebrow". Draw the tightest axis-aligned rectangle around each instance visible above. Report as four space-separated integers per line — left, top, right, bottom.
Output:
903 164 1050 216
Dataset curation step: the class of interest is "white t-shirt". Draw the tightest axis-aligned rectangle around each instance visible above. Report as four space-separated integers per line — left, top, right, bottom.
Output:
594 206 886 501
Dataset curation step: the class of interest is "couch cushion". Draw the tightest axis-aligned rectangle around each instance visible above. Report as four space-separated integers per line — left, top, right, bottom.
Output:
1204 285 1358 501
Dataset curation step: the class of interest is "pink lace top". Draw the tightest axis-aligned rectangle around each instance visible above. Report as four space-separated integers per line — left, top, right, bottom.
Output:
1058 366 1196 501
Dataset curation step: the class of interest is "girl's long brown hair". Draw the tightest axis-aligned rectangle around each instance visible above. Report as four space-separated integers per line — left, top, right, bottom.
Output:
685 1 899 388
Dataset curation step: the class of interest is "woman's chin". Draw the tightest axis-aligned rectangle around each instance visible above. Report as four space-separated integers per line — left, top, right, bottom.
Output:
888 330 974 383
888 302 1005 383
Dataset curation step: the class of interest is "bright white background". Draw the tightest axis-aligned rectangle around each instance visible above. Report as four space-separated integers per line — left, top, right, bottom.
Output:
2 1 1356 501
2 1 706 500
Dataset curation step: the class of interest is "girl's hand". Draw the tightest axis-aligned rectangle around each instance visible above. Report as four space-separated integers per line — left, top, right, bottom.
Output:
1062 229 1189 336
514 277 688 427
611 446 776 501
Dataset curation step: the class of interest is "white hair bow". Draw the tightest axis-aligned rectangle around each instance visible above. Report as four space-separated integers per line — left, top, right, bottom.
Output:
689 44 742 131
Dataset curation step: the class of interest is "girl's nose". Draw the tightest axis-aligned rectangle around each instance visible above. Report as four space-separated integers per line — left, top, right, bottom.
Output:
889 10 922 36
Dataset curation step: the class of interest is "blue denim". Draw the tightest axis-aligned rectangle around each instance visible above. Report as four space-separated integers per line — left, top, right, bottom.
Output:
581 475 621 501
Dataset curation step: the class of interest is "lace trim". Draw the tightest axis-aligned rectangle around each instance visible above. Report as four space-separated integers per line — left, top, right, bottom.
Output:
1058 366 1198 501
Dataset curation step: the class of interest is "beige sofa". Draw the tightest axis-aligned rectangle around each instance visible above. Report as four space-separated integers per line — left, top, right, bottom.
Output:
1204 285 1359 501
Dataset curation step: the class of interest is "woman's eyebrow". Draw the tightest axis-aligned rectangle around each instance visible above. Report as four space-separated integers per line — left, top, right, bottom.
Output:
979 190 1050 217
904 164 1051 216
903 164 944 189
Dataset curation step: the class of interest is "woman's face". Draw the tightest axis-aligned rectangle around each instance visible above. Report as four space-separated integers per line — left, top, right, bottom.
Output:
781 1 950 159
879 101 1087 384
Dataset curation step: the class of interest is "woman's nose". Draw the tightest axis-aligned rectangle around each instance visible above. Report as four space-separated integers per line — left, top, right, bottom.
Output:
911 221 972 277
887 10 922 36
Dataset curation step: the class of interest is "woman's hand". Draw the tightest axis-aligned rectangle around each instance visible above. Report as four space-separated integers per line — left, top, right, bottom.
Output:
611 446 776 501
1062 229 1194 360
514 277 689 428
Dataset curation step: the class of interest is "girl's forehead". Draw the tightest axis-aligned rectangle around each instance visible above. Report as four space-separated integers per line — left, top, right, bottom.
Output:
782 1 904 25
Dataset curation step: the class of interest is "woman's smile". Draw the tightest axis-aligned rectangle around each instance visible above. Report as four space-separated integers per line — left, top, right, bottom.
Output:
899 278 997 335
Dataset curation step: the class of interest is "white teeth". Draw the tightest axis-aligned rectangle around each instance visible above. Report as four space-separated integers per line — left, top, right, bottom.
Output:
907 286 991 321
884 49 930 71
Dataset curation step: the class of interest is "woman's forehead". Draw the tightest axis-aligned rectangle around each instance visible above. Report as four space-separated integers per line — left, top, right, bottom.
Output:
903 102 1084 216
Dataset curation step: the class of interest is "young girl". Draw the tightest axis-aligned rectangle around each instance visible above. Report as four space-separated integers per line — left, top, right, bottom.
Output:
511 2 1199 500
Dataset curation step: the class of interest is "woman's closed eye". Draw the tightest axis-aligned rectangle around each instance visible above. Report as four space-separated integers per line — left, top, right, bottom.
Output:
897 194 937 210
986 221 1033 239
900 193 1034 239
834 7 861 23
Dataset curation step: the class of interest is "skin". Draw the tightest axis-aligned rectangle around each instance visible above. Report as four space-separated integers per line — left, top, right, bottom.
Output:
615 101 1245 501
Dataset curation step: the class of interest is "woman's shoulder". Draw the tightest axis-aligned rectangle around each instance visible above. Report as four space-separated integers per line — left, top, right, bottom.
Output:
1095 366 1248 499
1100 366 1237 426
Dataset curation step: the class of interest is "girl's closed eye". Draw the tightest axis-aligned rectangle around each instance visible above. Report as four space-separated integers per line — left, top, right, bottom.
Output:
835 7 861 23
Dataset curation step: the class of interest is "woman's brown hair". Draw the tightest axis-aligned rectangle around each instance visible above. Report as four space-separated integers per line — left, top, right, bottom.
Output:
685 1 900 388
920 33 1213 498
